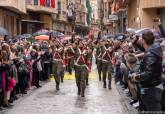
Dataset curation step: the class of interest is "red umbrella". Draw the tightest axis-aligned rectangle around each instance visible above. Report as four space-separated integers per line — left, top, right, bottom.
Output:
35 35 49 41
60 36 71 42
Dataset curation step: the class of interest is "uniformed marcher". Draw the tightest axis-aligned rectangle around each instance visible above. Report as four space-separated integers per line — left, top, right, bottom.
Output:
66 42 75 75
95 40 103 81
52 41 64 90
101 39 113 89
85 40 94 85
74 39 89 97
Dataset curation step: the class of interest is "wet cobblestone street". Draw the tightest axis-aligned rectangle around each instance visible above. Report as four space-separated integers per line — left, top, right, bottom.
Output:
3 77 130 114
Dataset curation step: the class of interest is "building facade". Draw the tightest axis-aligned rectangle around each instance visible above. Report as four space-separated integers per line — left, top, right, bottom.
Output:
127 0 165 30
74 0 88 36
53 0 71 35
91 0 100 38
23 0 56 34
0 0 26 37
0 0 91 36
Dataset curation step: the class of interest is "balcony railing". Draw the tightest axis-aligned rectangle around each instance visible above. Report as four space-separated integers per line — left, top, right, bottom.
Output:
0 0 26 13
142 0 165 8
26 0 56 14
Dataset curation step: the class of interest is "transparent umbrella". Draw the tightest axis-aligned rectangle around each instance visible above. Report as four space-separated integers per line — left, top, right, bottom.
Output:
0 27 9 36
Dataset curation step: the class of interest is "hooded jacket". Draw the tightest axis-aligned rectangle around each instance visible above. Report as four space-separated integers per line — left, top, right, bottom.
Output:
136 43 163 88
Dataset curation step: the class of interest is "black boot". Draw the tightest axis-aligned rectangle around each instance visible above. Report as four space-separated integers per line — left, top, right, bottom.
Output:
56 84 60 90
61 77 64 83
86 78 89 86
108 81 112 90
103 81 106 88
69 71 72 75
99 76 101 81
78 87 81 95
36 85 42 88
81 88 85 97
99 72 101 81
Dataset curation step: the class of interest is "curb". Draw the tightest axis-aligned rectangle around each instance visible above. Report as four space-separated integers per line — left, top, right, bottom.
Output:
116 85 138 114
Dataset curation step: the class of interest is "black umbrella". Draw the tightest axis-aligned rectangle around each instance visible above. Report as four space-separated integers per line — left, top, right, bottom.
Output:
50 30 64 38
103 35 114 39
21 34 32 39
114 33 127 42
33 31 49 36
0 27 9 36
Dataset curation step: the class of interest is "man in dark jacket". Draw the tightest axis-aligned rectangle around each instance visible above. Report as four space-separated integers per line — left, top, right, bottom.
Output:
132 31 163 111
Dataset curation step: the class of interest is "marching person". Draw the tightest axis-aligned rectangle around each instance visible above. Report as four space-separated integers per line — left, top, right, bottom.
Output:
66 42 75 75
52 41 64 90
101 39 113 89
74 39 89 97
85 40 94 85
95 40 103 81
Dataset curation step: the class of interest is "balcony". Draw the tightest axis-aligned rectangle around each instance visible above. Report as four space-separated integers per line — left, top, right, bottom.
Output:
26 0 57 14
0 0 26 13
141 0 165 9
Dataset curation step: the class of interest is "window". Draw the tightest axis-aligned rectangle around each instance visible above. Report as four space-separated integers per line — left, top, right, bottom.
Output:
34 0 38 5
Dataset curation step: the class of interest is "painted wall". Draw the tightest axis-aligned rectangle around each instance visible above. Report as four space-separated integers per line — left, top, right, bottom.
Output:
0 0 26 13
127 0 160 30
40 14 53 30
140 8 160 29
127 0 138 29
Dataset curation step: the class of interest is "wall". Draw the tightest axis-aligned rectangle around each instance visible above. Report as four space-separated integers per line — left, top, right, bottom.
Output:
0 0 26 13
127 0 138 29
40 14 53 30
0 8 21 37
142 0 165 8
140 8 159 29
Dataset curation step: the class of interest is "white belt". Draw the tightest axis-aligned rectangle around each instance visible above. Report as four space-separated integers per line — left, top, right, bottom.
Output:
53 59 62 62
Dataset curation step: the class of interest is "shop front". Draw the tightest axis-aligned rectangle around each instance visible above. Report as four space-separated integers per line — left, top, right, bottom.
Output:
75 24 89 36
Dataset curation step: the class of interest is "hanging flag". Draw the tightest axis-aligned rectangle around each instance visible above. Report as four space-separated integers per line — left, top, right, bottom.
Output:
51 0 55 8
86 0 92 25
46 0 50 7
115 0 120 12
40 0 45 6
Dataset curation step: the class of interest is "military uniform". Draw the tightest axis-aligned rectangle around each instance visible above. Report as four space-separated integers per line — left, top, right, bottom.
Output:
101 44 113 89
95 42 102 81
74 46 88 97
52 46 64 90
85 42 94 85
66 44 75 75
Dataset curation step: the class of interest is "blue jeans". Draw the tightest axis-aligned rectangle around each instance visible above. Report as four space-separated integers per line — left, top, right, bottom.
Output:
141 86 162 112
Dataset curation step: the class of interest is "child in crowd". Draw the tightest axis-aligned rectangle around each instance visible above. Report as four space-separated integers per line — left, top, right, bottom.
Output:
126 53 139 108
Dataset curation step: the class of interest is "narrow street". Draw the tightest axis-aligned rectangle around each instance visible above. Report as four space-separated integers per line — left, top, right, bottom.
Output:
4 74 129 114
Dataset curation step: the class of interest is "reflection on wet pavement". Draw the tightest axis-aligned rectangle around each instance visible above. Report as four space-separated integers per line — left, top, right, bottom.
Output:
5 78 128 114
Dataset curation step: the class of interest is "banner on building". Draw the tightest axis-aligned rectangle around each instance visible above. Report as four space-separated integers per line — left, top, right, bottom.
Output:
51 0 55 8
40 0 46 6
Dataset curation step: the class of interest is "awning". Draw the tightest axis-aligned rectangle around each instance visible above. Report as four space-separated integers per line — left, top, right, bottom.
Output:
21 20 45 23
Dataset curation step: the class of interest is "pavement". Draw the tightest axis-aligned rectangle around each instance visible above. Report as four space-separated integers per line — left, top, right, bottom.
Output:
1 59 137 114
1 71 132 114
